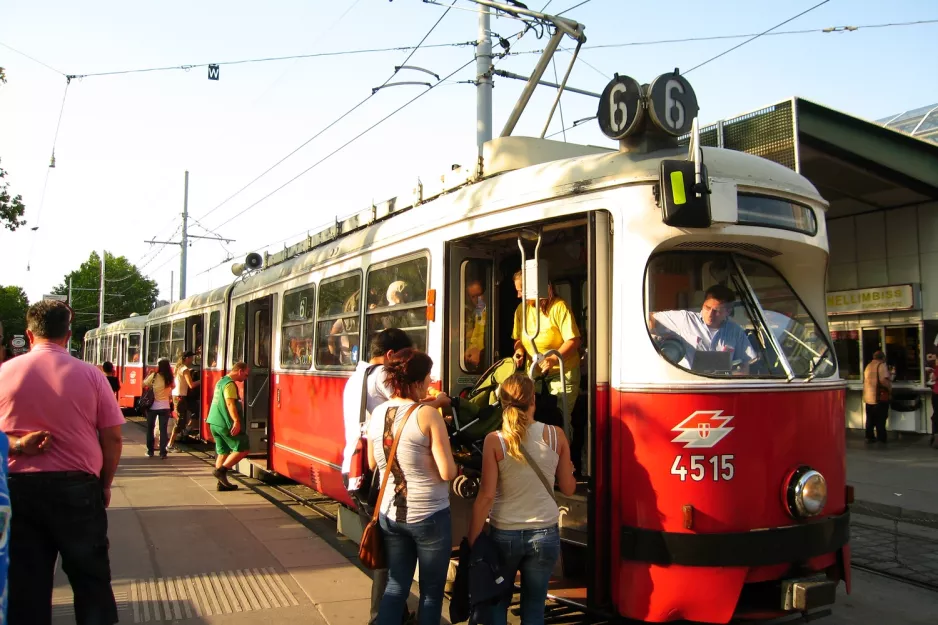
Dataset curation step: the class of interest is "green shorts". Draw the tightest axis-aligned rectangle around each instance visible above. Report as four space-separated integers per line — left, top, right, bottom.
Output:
209 424 250 455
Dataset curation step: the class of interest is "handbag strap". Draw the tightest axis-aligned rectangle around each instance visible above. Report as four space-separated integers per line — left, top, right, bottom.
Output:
519 440 556 503
371 402 421 522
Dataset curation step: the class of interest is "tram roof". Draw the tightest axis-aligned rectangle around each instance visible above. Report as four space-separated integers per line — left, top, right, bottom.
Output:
86 315 148 337
148 285 230 321
229 138 822 295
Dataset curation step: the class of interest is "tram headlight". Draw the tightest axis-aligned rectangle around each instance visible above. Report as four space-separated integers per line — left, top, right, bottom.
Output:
785 466 827 519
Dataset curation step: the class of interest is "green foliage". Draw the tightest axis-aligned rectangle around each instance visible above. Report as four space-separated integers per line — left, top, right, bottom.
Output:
0 285 30 344
51 251 159 346
0 159 27 232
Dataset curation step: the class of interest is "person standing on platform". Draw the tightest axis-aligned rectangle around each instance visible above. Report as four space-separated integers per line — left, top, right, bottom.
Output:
168 351 200 452
863 350 892 444
102 361 121 401
143 359 175 459
0 300 125 625
342 328 416 625
206 362 251 491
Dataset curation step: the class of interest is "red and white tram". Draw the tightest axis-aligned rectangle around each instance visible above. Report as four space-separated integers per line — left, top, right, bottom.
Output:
93 68 851 621
82 315 147 410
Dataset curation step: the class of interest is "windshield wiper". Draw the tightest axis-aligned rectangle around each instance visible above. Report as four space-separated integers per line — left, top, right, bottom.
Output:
803 345 833 383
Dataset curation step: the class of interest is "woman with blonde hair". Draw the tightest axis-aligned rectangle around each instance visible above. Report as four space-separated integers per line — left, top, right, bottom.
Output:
467 373 576 625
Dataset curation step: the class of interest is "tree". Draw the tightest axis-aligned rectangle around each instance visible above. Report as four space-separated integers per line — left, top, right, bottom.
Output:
0 68 27 232
51 252 159 347
0 285 30 344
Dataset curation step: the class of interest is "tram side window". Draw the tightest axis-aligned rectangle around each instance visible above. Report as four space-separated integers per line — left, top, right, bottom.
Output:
281 286 315 370
98 337 107 366
207 311 220 368
460 260 492 373
158 322 171 360
146 326 159 365
170 321 185 362
110 335 119 364
232 304 247 365
316 273 361 369
366 255 429 353
128 333 142 364
645 252 834 379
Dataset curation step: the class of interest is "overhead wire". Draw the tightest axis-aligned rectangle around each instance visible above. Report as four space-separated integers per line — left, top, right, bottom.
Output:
200 0 462 228
66 41 477 79
684 0 831 74
25 77 72 271
513 19 938 54
0 40 66 75
211 56 477 232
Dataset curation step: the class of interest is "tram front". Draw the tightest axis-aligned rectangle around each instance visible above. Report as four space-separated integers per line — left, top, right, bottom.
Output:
599 74 849 623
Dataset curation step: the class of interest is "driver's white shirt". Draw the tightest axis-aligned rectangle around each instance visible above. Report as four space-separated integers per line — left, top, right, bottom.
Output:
653 310 756 367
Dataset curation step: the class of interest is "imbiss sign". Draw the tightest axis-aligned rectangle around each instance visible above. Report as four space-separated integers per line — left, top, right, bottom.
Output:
827 284 919 315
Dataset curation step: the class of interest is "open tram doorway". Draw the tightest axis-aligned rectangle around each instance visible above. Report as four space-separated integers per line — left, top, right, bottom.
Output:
232 296 273 456
444 211 610 610
182 314 204 441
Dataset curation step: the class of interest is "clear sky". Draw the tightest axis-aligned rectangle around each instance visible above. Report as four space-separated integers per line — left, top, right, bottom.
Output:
1 0 936 308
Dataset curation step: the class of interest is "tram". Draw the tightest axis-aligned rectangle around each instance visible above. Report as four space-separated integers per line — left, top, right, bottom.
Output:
88 4 850 619
82 314 147 410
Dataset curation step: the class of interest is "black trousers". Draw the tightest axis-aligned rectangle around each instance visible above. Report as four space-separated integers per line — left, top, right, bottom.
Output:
8 472 117 625
865 401 889 443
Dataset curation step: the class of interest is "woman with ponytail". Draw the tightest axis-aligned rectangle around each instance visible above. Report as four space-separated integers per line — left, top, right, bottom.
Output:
366 348 457 625
467 373 577 625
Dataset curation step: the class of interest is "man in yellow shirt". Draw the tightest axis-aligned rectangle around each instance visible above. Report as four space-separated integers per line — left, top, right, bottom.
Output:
511 271 581 444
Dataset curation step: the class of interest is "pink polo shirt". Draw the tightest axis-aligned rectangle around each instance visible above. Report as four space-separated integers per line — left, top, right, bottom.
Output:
0 342 125 477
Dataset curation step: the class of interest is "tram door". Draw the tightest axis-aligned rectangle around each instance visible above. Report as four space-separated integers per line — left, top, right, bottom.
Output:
244 296 273 455
119 336 128 383
185 314 204 435
445 247 496 399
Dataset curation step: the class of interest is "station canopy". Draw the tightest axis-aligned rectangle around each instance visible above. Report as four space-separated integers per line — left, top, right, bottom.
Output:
680 98 938 220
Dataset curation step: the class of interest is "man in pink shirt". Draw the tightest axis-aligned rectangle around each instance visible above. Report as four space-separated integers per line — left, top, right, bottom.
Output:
0 300 125 625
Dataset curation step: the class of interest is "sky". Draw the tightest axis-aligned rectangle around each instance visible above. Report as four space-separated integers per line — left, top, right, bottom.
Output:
1 0 936 310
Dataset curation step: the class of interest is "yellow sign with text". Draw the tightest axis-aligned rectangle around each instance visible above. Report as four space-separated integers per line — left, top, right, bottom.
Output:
826 285 916 315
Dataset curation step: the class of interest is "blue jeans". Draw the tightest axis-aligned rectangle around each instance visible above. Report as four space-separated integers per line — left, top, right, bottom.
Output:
378 508 451 625
146 409 171 456
491 525 561 625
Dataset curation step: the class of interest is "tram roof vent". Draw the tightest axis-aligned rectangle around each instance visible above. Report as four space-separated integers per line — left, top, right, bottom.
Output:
673 241 781 258
481 137 612 178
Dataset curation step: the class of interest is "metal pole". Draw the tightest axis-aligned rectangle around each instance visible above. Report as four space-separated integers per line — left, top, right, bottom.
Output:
98 250 106 327
170 270 175 304
68 276 73 350
476 4 493 154
500 28 564 137
180 170 189 300
540 39 583 138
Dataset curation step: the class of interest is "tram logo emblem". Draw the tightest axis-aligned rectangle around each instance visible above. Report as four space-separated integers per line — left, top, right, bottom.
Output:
671 410 734 448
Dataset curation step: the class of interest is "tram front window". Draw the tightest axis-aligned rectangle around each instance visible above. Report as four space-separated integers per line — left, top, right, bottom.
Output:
646 252 835 379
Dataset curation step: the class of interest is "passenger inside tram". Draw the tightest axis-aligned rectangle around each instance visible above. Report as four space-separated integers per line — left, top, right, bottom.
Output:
464 279 487 372
649 284 757 374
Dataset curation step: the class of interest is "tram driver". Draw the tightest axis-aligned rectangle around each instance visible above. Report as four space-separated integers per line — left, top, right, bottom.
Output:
649 284 757 375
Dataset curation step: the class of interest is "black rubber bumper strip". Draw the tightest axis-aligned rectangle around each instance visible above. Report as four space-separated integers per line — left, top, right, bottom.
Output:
620 510 850 567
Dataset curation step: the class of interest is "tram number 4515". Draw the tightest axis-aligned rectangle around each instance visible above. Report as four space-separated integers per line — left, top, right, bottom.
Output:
670 455 735 482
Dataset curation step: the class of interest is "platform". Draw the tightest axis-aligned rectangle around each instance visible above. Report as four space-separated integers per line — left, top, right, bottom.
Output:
49 423 384 625
846 431 938 523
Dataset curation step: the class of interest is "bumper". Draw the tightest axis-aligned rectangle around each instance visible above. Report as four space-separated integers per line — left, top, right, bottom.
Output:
621 510 850 567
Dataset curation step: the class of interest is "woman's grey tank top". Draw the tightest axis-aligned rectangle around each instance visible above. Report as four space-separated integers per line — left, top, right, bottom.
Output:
369 402 450 524
490 421 560 530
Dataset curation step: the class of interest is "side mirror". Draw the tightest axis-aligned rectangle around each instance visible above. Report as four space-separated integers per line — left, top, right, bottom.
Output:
659 160 710 228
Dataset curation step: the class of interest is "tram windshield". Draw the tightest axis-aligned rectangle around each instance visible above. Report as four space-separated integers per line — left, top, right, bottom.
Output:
646 252 835 379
